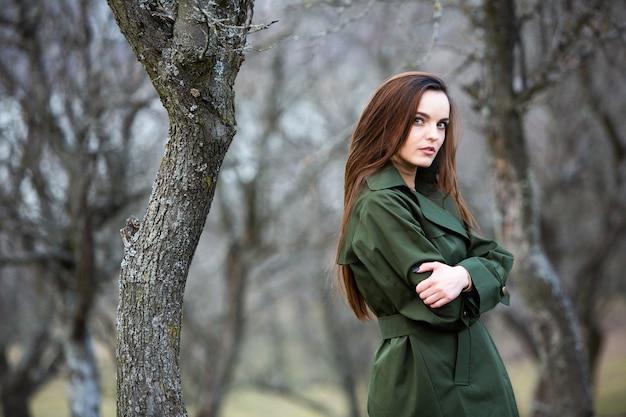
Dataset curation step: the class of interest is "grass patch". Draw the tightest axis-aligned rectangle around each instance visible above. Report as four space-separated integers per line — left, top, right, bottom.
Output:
30 344 625 417
596 356 626 416
506 357 538 417
220 387 347 417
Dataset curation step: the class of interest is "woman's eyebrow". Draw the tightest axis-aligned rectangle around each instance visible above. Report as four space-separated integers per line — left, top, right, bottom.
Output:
416 111 450 122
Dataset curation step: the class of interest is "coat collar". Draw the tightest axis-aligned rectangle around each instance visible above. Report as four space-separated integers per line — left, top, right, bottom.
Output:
366 164 407 190
366 164 469 239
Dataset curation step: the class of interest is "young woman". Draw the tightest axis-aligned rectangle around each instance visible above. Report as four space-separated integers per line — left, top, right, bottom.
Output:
337 72 519 417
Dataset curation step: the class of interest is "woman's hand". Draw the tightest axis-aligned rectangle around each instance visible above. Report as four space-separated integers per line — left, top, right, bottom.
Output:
415 262 471 308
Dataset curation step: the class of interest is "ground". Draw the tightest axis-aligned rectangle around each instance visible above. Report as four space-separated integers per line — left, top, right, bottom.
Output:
30 303 626 417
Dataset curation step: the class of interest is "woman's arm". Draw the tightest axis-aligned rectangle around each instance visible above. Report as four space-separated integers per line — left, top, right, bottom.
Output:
456 233 514 314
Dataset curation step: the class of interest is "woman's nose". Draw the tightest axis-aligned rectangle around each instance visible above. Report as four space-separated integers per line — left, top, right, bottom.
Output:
427 124 440 141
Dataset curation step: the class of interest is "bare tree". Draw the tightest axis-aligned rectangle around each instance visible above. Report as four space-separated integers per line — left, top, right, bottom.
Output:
460 0 624 415
540 49 626 378
105 1 255 415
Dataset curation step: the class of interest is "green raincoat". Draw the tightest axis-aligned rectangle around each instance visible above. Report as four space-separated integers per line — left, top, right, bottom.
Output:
338 164 519 417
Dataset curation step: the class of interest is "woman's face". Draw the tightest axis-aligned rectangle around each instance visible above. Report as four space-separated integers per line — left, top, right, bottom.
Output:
392 90 450 174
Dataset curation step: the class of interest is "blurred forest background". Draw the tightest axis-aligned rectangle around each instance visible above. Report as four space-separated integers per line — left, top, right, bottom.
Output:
1 0 625 417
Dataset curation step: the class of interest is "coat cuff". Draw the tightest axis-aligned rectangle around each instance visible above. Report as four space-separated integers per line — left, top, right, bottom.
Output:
457 258 510 314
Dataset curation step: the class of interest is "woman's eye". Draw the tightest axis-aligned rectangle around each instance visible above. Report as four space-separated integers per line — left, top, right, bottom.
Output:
437 121 448 129
414 117 424 125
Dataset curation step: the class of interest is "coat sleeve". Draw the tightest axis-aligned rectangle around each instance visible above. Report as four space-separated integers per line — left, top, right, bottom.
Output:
349 191 477 329
457 232 514 315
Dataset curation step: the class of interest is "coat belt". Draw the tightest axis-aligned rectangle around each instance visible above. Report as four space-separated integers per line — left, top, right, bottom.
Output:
377 314 471 386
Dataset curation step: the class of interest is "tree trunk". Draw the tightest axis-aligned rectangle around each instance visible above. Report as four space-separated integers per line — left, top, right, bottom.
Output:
0 348 31 417
106 1 254 416
65 150 101 417
572 61 626 379
480 1 593 416
65 332 100 417
0 386 30 417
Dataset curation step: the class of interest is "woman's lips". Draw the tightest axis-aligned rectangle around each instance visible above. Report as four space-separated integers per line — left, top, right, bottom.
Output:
420 146 436 155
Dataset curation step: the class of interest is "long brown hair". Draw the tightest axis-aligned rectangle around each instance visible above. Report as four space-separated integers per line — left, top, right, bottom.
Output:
337 72 477 320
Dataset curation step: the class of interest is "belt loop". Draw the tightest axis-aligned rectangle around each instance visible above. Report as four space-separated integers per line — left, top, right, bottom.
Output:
455 327 471 385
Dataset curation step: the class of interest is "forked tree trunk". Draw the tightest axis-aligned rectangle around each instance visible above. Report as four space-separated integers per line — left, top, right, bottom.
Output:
479 1 593 416
106 1 254 416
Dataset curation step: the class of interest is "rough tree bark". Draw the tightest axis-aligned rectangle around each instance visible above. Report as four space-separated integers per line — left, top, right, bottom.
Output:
106 1 254 416
478 1 593 416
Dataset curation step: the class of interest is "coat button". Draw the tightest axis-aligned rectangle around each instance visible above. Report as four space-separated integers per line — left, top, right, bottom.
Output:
462 309 468 317
501 286 508 297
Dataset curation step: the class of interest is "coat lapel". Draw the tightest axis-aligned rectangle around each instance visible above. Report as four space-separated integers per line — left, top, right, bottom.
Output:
414 192 469 239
